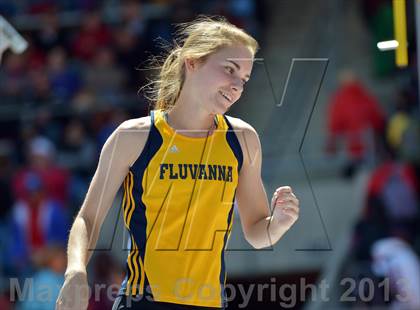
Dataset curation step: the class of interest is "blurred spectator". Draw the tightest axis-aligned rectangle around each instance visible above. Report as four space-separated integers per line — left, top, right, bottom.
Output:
13 136 70 204
0 53 28 104
47 47 82 103
28 2 57 15
19 244 67 310
387 112 410 153
0 291 13 309
371 238 420 309
114 27 147 90
352 160 420 261
33 11 69 52
24 36 47 71
58 119 95 209
33 108 63 144
326 70 385 178
347 143 420 309
7 173 70 275
387 89 420 166
71 11 112 61
71 87 97 111
88 253 125 309
399 115 420 167
27 69 53 105
58 119 95 175
84 47 126 99
120 0 147 37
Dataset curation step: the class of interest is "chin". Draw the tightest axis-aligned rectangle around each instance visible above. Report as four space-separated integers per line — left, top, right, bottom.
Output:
216 105 228 115
213 100 229 114
220 102 234 114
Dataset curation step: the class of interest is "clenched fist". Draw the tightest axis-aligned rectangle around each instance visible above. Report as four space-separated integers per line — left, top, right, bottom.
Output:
271 186 299 231
56 270 90 310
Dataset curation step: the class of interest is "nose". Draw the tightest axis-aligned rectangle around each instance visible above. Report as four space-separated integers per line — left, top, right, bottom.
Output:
230 78 243 94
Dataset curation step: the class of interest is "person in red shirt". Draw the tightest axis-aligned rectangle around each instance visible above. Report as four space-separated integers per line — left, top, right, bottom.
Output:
13 136 69 204
326 70 385 177
71 11 112 62
7 172 70 275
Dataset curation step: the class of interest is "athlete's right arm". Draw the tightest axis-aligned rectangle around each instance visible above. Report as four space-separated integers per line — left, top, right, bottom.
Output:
56 117 150 310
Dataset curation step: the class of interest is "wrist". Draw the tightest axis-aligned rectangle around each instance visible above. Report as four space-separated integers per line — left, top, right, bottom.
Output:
269 214 288 233
65 266 87 278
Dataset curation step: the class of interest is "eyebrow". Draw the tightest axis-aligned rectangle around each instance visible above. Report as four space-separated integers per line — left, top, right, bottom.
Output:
226 60 250 79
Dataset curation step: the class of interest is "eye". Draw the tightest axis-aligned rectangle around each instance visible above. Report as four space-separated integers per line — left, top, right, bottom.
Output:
225 66 234 74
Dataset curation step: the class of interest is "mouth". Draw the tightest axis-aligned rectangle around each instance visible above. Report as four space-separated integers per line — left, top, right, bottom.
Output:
219 90 233 103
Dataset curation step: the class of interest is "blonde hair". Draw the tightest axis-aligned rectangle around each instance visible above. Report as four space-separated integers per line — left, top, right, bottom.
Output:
141 16 259 111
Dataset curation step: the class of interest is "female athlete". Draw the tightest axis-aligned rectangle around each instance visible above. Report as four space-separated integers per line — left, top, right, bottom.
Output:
56 16 300 310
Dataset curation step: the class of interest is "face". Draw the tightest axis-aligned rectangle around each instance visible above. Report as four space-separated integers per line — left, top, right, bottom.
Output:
185 44 254 114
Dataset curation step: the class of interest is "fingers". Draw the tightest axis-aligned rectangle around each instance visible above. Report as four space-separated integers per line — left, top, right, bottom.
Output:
274 186 296 199
272 186 300 218
280 206 299 220
275 198 299 214
273 187 299 206
56 279 90 310
275 186 292 194
277 197 299 210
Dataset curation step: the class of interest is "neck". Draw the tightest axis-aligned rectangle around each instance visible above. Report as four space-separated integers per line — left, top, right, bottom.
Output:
166 90 216 132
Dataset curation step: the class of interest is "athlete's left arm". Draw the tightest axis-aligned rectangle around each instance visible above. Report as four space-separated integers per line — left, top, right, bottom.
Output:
233 121 300 249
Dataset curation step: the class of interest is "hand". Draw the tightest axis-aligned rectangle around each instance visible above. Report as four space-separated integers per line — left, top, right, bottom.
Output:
271 186 299 231
56 269 90 310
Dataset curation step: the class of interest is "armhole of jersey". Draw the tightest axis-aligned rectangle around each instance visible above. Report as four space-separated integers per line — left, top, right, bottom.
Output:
128 111 156 169
223 115 244 173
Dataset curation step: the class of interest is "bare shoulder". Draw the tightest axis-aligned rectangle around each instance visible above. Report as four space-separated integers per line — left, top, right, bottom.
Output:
225 115 261 164
106 116 152 167
225 115 260 143
225 115 256 133
117 116 151 140
119 116 151 131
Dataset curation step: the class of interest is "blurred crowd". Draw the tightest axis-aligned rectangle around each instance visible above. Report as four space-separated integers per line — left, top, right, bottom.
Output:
328 70 420 308
0 0 266 308
325 1 420 308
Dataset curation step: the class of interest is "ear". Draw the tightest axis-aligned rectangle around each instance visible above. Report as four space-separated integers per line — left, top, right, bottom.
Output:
184 58 197 72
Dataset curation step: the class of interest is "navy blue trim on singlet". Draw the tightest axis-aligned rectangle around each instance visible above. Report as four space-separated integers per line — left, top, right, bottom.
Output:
220 116 242 307
219 190 236 308
119 110 163 299
223 116 243 173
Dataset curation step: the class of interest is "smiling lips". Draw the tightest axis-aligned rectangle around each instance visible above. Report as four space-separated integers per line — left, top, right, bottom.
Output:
219 90 233 103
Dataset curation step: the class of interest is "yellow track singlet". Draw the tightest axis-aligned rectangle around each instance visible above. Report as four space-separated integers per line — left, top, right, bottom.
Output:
119 109 243 308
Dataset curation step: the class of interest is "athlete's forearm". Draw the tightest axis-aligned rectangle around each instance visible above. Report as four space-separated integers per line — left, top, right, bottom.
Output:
65 215 98 276
245 216 288 249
